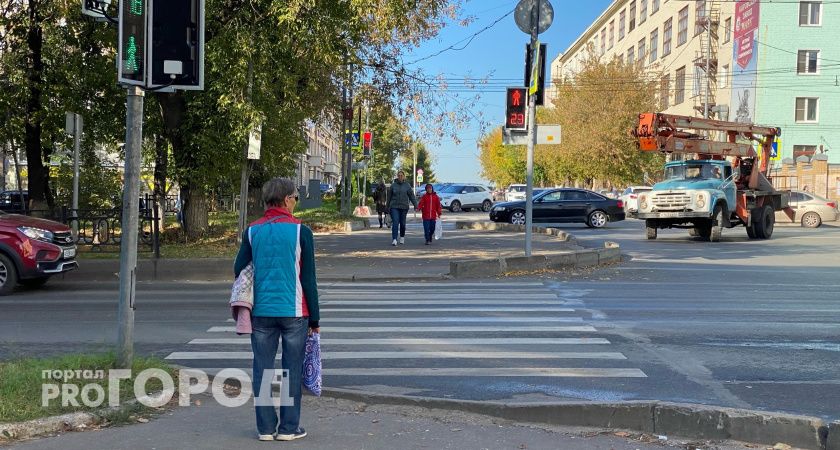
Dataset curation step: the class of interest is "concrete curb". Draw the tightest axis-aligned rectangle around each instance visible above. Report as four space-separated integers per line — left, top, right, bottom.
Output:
448 221 619 278
0 411 100 442
320 387 829 449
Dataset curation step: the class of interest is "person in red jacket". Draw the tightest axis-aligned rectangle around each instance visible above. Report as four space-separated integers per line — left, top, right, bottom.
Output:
417 183 443 245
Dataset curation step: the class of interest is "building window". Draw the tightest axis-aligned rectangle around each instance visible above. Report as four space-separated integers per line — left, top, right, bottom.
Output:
695 0 707 36
609 20 615 48
640 0 647 24
663 18 672 56
630 1 637 31
724 18 731 43
721 64 729 88
693 65 702 97
638 38 646 63
601 28 607 55
652 0 660 14
675 67 686 104
678 7 688 46
650 29 659 62
660 75 670 109
797 50 820 74
799 2 822 26
795 97 819 122
627 47 635 65
619 11 626 40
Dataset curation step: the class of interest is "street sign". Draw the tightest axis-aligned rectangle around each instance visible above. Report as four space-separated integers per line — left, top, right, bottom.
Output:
505 87 528 131
503 125 561 146
771 137 781 161
418 174 424 183
350 130 361 150
524 43 547 105
417 169 424 175
514 0 554 35
247 124 261 160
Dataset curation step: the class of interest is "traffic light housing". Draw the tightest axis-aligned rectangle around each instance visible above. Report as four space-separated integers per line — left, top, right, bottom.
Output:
505 87 527 131
149 0 204 90
524 43 547 106
118 0 147 85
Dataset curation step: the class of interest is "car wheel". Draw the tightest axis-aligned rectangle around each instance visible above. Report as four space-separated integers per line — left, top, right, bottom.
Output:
481 200 492 212
509 210 526 225
587 210 608 228
801 212 821 228
0 253 18 296
449 200 462 213
19 277 49 288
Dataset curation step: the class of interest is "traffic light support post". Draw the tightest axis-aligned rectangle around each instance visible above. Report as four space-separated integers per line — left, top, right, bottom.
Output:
524 5 540 257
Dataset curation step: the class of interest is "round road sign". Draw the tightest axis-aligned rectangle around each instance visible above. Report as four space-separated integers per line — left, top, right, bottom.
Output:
514 0 554 35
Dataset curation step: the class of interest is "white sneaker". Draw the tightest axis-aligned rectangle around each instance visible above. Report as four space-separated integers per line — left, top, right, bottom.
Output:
392 239 398 246
399 237 405 245
276 428 307 441
258 434 275 441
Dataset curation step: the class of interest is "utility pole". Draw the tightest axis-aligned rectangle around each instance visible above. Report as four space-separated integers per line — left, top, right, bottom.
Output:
341 62 354 216
524 4 540 257
72 114 81 224
363 100 370 207
116 86 144 369
413 141 417 219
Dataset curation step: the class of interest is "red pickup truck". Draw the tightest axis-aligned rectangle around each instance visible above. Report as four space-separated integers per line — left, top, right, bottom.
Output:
0 212 78 295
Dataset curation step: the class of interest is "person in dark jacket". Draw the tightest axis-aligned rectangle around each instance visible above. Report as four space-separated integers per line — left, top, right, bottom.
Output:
234 177 320 442
373 181 388 228
417 183 442 245
386 170 418 246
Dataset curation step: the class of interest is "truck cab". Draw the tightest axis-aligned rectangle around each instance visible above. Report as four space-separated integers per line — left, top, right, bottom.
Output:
637 160 736 240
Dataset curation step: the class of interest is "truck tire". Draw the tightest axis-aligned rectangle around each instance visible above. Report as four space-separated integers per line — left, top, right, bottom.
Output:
746 223 758 239
753 204 775 239
709 204 724 242
645 220 657 240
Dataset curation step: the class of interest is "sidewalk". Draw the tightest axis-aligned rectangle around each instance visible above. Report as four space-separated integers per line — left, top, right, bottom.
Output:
6 394 744 450
64 226 580 283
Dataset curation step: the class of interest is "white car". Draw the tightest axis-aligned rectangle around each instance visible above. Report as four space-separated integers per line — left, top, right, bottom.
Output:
621 186 652 217
505 184 527 202
438 184 494 212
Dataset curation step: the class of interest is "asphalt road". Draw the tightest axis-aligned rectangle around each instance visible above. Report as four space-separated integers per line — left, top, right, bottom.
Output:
2 217 838 422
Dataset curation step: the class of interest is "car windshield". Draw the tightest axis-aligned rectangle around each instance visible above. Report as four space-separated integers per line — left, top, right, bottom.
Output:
508 185 525 192
664 165 719 180
440 185 463 194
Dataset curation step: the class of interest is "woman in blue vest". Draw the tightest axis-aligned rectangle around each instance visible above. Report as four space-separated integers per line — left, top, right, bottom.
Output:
234 177 320 442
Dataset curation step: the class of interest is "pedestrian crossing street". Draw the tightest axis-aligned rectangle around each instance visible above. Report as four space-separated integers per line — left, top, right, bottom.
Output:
165 282 647 382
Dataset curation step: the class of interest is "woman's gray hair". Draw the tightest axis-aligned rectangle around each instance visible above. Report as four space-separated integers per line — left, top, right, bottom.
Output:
262 178 296 207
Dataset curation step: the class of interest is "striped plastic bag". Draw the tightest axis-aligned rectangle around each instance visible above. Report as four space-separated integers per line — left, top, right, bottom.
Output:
302 332 322 396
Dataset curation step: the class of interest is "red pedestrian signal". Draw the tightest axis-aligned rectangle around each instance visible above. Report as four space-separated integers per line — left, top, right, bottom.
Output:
505 87 527 131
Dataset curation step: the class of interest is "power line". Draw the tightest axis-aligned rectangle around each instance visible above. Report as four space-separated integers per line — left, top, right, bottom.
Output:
405 8 515 66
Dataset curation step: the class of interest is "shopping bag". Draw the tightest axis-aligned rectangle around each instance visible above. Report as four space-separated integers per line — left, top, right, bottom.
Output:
434 219 443 240
230 262 254 306
302 332 322 396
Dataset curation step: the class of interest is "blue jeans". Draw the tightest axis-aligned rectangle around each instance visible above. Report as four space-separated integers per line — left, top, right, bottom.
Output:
251 316 308 435
423 219 436 242
390 208 408 241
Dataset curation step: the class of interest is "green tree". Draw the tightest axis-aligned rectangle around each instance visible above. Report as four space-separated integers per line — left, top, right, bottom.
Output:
400 142 436 184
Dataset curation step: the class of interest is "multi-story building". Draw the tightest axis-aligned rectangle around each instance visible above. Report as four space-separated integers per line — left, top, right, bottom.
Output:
297 120 341 191
551 0 839 165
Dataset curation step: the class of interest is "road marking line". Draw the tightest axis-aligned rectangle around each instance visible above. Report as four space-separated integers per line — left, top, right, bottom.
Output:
321 300 564 305
219 322 595 332
192 367 646 378
165 351 627 360
320 307 576 312
209 318 583 332
189 338 610 345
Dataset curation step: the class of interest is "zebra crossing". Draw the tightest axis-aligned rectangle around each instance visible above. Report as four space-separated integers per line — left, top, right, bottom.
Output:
165 282 646 384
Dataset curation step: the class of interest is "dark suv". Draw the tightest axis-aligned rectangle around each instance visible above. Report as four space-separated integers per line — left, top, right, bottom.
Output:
0 212 78 295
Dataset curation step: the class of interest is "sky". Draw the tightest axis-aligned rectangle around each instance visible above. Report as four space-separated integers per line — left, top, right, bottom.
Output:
404 0 612 184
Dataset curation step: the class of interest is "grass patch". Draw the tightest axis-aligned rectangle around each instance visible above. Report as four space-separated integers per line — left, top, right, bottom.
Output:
0 353 174 424
76 201 362 259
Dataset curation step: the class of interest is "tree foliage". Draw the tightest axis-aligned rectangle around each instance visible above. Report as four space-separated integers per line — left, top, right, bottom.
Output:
479 53 664 189
399 142 436 184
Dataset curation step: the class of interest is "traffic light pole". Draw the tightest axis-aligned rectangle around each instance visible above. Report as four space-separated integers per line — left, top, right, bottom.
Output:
116 86 144 369
524 6 540 257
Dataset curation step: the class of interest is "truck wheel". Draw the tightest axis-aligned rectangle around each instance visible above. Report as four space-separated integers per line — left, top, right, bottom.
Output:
688 228 698 237
645 220 657 240
0 254 19 296
709 204 724 242
746 223 758 239
753 204 775 239
696 224 712 241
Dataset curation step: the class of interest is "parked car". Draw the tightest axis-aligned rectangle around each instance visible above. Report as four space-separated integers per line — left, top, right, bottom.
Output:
490 188 625 228
320 183 335 195
775 190 839 228
505 184 527 202
0 191 29 213
620 186 652 217
416 183 449 199
438 184 494 212
0 212 78 295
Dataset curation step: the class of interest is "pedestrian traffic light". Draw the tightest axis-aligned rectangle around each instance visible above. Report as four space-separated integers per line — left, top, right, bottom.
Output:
363 131 372 156
524 43 547 106
118 0 147 85
148 0 205 90
505 87 528 131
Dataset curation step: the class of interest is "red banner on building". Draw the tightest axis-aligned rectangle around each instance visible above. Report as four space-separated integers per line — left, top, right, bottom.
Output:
734 0 760 69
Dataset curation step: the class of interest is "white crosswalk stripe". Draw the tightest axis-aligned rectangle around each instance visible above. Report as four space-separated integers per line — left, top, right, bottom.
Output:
165 282 647 380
